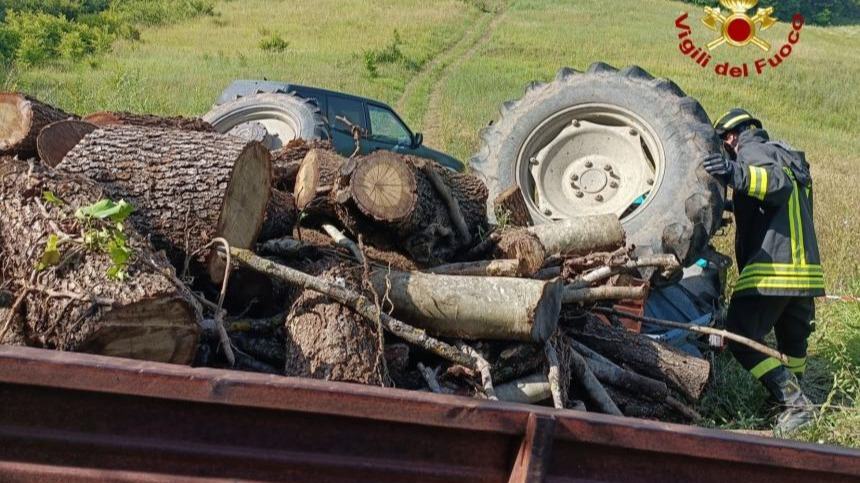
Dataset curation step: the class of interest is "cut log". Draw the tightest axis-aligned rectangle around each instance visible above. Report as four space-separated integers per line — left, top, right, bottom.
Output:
259 189 297 242
0 161 200 363
528 214 625 256
83 111 214 132
349 152 417 223
370 270 562 342
566 315 710 401
493 185 532 226
284 263 385 385
293 148 344 214
1 93 75 158
57 125 272 280
36 120 97 167
272 138 334 192
567 346 622 415
494 229 546 277
495 373 551 404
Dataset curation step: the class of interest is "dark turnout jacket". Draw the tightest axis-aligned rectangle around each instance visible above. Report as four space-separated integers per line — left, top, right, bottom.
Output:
729 129 824 297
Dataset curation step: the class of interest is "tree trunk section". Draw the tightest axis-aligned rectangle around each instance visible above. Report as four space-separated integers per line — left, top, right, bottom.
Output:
57 125 272 279
0 161 200 363
272 139 333 192
528 215 625 256
259 189 297 242
293 148 344 216
84 111 214 132
1 93 75 158
370 270 562 342
36 120 97 167
566 315 710 401
494 185 532 226
285 263 385 385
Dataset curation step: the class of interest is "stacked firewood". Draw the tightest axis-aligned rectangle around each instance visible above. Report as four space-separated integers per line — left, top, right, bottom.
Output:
0 93 710 422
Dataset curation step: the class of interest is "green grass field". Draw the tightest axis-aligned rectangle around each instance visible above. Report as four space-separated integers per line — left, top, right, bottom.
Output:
3 0 858 446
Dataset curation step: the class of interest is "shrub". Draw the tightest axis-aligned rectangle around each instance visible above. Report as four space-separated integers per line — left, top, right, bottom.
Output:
258 29 288 53
677 0 860 26
361 29 421 78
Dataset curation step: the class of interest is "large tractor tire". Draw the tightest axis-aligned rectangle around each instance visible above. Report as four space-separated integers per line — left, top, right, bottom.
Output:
470 63 723 267
203 93 327 151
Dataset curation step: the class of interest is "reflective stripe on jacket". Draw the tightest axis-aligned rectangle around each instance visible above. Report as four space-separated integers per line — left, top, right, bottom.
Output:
730 129 825 297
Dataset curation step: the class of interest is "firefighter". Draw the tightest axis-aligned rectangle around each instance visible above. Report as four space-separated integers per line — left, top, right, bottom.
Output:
702 108 824 436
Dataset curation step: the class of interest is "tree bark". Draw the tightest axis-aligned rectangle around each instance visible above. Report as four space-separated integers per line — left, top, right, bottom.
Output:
568 347 623 415
285 263 385 385
370 269 561 342
36 120 97 167
259 189 297 242
566 315 710 401
0 161 200 363
562 284 648 304
1 93 75 158
493 185 532 226
83 111 214 132
425 259 523 277
57 125 272 280
494 229 546 277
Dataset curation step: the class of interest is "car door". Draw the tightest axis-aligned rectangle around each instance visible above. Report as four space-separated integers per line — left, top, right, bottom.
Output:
326 95 369 156
365 103 414 155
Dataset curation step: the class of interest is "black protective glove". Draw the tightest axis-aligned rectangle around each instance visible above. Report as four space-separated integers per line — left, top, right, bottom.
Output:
702 153 736 185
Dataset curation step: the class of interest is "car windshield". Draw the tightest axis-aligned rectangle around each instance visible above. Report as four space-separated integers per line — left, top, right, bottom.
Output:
368 105 412 145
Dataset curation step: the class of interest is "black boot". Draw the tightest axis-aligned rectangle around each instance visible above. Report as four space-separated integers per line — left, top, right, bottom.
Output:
762 366 815 437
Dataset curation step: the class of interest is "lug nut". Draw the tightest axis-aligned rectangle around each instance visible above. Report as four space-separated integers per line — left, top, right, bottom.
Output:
629 128 638 136
604 164 612 171
585 161 593 168
571 174 579 181
647 178 655 185
595 195 604 202
529 157 539 166
610 181 618 188
572 120 581 127
575 191 584 198
543 208 553 216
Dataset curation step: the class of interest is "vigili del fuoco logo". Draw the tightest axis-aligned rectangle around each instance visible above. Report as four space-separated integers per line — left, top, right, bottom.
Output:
675 0 805 77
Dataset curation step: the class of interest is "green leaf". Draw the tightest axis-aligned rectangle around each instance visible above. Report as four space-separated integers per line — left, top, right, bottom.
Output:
75 199 134 222
36 233 61 271
42 191 64 206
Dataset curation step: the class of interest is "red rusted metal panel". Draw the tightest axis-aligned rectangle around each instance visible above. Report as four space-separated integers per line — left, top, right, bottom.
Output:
0 346 857 482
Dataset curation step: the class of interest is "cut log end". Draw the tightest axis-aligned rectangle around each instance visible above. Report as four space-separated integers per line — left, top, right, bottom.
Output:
36 120 97 167
79 296 199 364
0 93 30 152
350 154 417 223
294 148 342 210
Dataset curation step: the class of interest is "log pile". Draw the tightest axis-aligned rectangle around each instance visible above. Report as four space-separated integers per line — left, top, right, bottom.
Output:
0 93 722 424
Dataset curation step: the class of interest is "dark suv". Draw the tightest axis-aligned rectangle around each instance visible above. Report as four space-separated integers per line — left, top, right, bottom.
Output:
213 80 464 171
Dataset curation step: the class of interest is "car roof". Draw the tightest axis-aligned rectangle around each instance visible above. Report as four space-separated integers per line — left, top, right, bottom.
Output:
217 80 394 110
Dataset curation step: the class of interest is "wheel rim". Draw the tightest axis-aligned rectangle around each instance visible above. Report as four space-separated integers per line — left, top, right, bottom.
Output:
515 103 665 223
208 105 303 150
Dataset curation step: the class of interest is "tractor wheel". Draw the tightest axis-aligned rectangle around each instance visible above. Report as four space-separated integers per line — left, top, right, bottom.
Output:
470 63 724 267
203 93 327 151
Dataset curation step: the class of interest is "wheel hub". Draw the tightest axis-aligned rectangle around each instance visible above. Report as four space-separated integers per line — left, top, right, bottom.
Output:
529 119 654 219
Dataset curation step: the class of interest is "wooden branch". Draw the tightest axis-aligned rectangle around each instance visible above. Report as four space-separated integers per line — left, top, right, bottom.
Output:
569 254 680 288
426 259 522 277
258 237 305 257
228 248 475 368
321 223 364 263
544 342 564 409
562 285 647 304
421 163 471 245
592 307 789 364
568 348 622 416
457 342 496 400
495 373 551 404
572 339 669 402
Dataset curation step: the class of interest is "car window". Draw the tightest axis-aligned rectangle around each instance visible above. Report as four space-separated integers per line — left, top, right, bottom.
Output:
327 96 366 132
368 105 411 145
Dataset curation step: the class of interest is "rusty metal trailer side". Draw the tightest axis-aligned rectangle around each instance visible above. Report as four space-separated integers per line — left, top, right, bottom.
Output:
0 346 857 482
